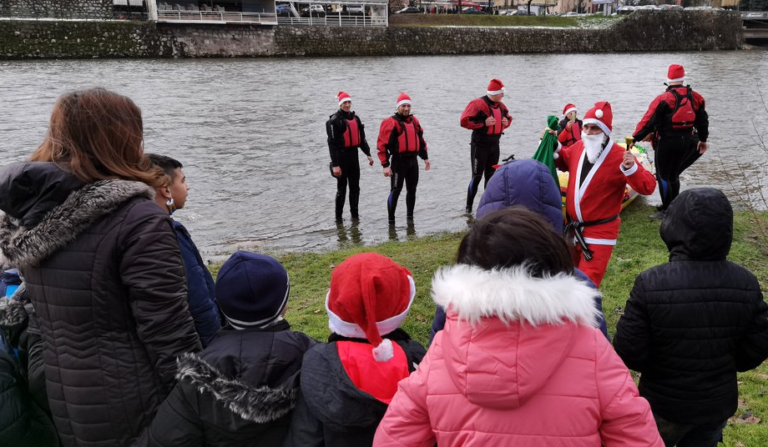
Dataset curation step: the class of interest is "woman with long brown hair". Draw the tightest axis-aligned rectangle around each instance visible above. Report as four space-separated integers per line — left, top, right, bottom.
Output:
0 88 202 447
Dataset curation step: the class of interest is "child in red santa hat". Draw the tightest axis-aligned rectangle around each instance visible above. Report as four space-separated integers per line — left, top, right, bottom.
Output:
283 252 426 447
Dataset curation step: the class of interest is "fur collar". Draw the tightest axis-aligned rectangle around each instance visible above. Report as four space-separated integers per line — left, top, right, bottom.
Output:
176 353 298 424
0 180 153 269
0 283 29 328
431 264 600 328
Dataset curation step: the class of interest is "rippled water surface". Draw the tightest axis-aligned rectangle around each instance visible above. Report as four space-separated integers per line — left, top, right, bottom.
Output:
1 52 767 256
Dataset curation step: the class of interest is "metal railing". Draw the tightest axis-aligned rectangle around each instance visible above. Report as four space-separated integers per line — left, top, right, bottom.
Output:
277 14 387 26
157 10 278 24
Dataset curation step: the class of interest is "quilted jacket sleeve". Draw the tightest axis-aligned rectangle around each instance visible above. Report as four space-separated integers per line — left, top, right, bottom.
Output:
595 335 663 447
735 289 768 372
613 275 651 372
373 353 435 447
119 200 202 388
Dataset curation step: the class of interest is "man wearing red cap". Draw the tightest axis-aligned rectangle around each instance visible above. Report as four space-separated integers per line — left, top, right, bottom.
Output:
377 92 431 224
557 103 582 149
460 78 513 213
284 253 426 447
633 64 709 218
555 101 657 287
326 91 374 221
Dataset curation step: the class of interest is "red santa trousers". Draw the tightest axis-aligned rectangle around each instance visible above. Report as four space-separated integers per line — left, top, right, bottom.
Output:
572 243 614 288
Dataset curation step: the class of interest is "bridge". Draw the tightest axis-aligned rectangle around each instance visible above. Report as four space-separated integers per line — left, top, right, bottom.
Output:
742 11 768 41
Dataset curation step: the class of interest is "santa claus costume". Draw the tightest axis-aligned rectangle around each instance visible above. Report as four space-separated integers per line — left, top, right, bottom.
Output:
555 101 656 287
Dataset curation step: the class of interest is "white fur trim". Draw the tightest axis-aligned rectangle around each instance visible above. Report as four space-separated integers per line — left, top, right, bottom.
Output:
584 238 616 246
563 107 577 116
667 77 685 83
431 265 601 328
396 99 411 108
326 276 416 339
372 338 394 362
574 138 613 222
583 118 611 136
339 98 351 106
621 160 639 176
486 88 506 95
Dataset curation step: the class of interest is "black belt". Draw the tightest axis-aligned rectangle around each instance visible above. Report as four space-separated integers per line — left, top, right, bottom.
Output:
563 214 619 261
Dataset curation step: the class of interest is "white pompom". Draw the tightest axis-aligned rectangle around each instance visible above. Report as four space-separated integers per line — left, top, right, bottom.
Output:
596 109 604 119
372 338 394 362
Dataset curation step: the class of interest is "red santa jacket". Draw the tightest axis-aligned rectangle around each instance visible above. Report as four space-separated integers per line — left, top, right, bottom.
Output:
555 140 656 244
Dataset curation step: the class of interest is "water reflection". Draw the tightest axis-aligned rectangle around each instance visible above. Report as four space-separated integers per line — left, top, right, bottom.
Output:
0 52 766 254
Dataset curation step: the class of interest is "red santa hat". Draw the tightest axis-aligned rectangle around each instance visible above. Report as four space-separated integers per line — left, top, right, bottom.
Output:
396 92 411 108
326 253 416 362
667 64 685 83
582 101 613 136
336 91 351 107
487 78 506 96
562 103 577 116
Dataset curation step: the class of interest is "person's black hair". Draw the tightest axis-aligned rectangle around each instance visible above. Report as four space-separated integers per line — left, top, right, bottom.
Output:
457 207 573 277
146 153 183 180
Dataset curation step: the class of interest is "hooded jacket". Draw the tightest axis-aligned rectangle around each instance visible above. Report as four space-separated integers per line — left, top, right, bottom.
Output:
430 160 609 342
283 330 426 447
0 162 202 447
614 188 768 425
375 265 663 447
142 321 316 447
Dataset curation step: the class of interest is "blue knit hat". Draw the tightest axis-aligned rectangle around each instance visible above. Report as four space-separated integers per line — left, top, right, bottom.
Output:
215 251 290 330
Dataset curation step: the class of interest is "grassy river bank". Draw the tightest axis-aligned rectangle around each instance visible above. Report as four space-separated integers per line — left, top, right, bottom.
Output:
211 201 768 445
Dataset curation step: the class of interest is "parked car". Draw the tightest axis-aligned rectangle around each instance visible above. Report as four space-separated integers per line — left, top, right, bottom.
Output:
345 4 365 15
395 6 421 13
300 4 325 17
276 3 292 16
462 7 485 14
512 9 531 15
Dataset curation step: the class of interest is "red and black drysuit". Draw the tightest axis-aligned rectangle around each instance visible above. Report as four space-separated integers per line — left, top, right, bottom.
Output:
460 96 512 212
327 110 372 219
377 113 429 223
558 117 583 149
633 85 708 210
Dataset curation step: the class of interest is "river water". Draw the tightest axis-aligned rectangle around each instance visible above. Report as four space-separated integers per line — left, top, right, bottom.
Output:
1 51 767 256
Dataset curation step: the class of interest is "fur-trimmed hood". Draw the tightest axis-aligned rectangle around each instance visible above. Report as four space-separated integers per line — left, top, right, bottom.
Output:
0 163 154 269
432 264 600 328
431 264 602 409
176 352 298 424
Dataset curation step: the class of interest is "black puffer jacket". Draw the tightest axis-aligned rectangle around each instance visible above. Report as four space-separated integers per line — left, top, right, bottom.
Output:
0 162 202 447
0 350 59 446
283 330 426 447
614 187 768 425
143 320 316 447
0 284 49 413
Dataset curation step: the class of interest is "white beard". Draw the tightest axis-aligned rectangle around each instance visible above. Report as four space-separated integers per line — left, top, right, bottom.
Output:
582 132 606 163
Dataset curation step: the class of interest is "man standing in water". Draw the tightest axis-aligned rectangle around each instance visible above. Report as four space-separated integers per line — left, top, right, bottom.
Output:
460 78 512 214
377 92 430 225
558 103 582 149
327 91 374 221
555 101 656 287
633 64 709 219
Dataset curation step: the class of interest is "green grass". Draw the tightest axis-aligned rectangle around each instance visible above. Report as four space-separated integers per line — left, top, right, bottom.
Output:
211 201 768 444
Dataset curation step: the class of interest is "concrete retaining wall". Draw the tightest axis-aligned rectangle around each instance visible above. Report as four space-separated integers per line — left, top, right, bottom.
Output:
0 11 745 59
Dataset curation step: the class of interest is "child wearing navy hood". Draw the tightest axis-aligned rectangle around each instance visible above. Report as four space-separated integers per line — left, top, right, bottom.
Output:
143 251 315 447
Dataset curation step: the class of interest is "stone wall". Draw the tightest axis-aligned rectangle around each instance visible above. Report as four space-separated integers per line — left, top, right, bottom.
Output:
0 0 114 20
0 11 745 59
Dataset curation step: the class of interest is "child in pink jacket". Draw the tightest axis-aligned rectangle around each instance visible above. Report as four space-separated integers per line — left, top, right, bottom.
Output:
374 208 664 447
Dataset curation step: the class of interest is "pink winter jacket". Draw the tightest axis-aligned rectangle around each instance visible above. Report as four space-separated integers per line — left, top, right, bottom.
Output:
374 265 664 447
